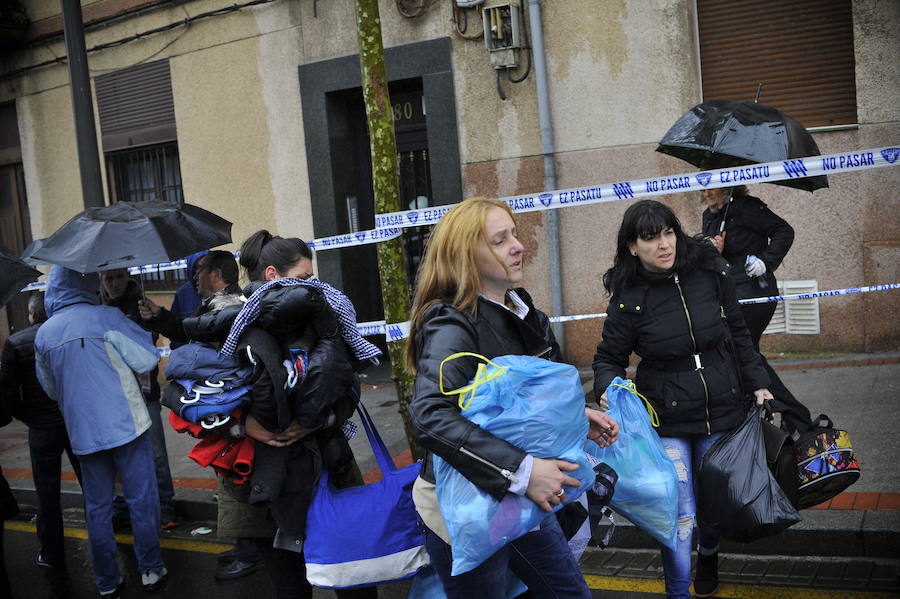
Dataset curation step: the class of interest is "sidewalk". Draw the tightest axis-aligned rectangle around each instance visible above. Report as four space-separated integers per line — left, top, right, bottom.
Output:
3 352 899 565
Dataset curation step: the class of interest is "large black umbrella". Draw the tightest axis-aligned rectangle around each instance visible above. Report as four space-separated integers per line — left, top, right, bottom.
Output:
0 246 42 307
26 200 232 273
656 99 828 192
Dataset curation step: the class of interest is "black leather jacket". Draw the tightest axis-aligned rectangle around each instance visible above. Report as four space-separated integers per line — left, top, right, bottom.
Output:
593 254 769 437
702 194 794 288
0 324 66 429
410 289 559 501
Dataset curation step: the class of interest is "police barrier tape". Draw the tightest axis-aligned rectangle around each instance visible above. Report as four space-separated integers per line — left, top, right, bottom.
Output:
371 146 899 234
345 283 900 341
149 282 898 356
18 145 900 292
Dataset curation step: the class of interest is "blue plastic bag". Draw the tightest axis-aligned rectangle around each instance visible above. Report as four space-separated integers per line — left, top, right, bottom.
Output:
406 565 526 599
433 353 596 575
585 377 678 549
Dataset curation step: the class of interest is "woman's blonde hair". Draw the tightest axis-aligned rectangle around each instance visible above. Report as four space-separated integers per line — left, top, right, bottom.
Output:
405 197 515 371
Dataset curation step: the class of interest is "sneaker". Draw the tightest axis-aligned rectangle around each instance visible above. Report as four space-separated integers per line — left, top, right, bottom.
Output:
693 551 719 597
99 577 125 598
141 567 168 591
35 552 55 568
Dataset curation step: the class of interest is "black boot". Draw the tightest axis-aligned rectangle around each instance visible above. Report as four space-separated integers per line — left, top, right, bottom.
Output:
693 551 719 597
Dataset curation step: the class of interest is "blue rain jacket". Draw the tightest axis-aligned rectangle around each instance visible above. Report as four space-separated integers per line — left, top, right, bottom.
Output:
35 266 159 455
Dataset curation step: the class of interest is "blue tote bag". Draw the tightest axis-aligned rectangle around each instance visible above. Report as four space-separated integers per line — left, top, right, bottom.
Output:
304 402 429 588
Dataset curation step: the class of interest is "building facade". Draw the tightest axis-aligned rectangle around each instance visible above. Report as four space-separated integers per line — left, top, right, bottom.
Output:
0 0 897 362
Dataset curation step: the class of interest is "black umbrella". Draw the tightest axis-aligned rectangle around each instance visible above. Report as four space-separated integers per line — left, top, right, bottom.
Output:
0 246 42 307
27 200 232 273
656 99 828 192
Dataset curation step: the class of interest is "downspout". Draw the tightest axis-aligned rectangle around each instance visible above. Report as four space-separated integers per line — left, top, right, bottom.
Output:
527 0 564 351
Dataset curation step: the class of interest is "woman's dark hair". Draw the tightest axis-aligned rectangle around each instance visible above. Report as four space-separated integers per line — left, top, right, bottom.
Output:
731 184 749 198
239 229 313 282
602 200 714 296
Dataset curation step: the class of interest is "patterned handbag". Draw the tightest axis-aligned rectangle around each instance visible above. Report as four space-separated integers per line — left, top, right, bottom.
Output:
794 414 860 509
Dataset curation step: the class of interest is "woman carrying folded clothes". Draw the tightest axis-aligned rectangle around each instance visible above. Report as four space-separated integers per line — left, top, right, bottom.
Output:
173 230 380 599
406 197 619 599
592 200 772 599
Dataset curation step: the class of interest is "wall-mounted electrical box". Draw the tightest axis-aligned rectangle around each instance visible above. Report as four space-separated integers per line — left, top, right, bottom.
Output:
482 1 523 69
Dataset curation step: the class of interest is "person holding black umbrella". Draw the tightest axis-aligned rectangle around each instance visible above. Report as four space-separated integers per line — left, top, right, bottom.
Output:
700 185 813 433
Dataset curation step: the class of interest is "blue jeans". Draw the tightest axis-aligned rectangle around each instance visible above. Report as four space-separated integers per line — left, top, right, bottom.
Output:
28 425 81 566
79 433 165 592
659 434 724 599
423 513 590 599
113 400 175 519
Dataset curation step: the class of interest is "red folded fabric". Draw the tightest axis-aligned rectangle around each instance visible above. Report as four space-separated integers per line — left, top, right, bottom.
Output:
169 411 205 438
232 438 256 477
188 436 238 469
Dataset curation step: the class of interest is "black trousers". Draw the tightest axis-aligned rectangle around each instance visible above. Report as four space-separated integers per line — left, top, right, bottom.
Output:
253 538 378 599
736 280 812 434
28 425 82 566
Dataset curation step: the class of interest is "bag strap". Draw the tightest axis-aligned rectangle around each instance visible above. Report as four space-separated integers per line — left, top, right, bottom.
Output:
438 352 508 411
356 399 396 475
813 414 834 429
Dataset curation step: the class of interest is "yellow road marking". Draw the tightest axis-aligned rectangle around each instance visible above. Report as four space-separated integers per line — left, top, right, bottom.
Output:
583 575 898 598
5 521 232 555
5 523 895 598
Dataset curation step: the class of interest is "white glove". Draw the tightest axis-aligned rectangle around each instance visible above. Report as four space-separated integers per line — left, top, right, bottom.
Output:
745 255 766 278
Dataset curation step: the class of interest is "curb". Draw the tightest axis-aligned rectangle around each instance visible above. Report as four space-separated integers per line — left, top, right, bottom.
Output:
594 508 900 559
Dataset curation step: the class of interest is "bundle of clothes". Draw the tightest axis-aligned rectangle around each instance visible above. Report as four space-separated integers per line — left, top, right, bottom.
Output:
160 278 381 549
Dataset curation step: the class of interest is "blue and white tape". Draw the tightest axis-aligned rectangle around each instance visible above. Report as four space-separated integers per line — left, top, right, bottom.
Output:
351 282 900 341
148 281 898 356
372 146 899 233
17 145 900 291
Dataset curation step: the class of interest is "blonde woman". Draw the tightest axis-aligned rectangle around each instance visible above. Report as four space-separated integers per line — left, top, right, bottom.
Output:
406 198 617 598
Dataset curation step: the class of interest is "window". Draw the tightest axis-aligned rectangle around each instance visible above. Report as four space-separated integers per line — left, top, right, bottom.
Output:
697 0 857 128
96 59 187 290
105 141 183 204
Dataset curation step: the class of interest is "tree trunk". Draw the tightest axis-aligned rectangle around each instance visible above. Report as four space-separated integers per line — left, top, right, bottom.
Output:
354 0 421 460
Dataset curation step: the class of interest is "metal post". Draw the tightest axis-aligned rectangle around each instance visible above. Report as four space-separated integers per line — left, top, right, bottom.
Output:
60 0 104 209
528 0 565 351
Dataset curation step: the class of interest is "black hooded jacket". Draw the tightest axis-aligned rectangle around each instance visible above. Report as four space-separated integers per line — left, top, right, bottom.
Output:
0 324 66 429
702 193 794 288
593 250 769 437
409 289 559 501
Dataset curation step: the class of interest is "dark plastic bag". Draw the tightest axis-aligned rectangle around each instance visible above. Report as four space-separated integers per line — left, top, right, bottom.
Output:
698 406 801 542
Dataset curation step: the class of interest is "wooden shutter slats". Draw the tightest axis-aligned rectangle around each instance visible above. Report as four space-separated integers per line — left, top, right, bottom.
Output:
96 59 176 149
698 0 857 128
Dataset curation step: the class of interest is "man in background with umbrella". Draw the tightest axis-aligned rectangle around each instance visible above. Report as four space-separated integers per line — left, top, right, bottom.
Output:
35 266 168 597
99 268 178 531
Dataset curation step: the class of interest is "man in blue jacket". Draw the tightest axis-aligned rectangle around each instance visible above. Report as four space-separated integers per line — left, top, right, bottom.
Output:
35 267 167 597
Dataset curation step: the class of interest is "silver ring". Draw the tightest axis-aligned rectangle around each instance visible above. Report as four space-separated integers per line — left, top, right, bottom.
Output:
555 489 565 498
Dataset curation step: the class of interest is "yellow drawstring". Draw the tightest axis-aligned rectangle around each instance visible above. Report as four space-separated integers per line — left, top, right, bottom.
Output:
610 380 660 427
439 352 509 410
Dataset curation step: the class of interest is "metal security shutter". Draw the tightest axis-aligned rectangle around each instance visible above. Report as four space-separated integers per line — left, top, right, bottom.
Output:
96 59 176 151
698 0 856 128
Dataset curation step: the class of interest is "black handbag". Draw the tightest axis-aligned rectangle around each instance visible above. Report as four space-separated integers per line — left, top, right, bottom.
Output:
760 404 800 509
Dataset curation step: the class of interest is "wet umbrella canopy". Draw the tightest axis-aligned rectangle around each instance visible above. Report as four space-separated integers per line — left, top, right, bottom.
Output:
657 99 828 192
0 247 42 307
27 200 232 273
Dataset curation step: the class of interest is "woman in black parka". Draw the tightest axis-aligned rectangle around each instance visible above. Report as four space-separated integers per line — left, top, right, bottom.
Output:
592 200 772 599
701 185 812 433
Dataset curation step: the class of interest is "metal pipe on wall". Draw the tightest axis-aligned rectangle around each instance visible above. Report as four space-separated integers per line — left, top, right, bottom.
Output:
60 0 104 209
527 0 565 351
